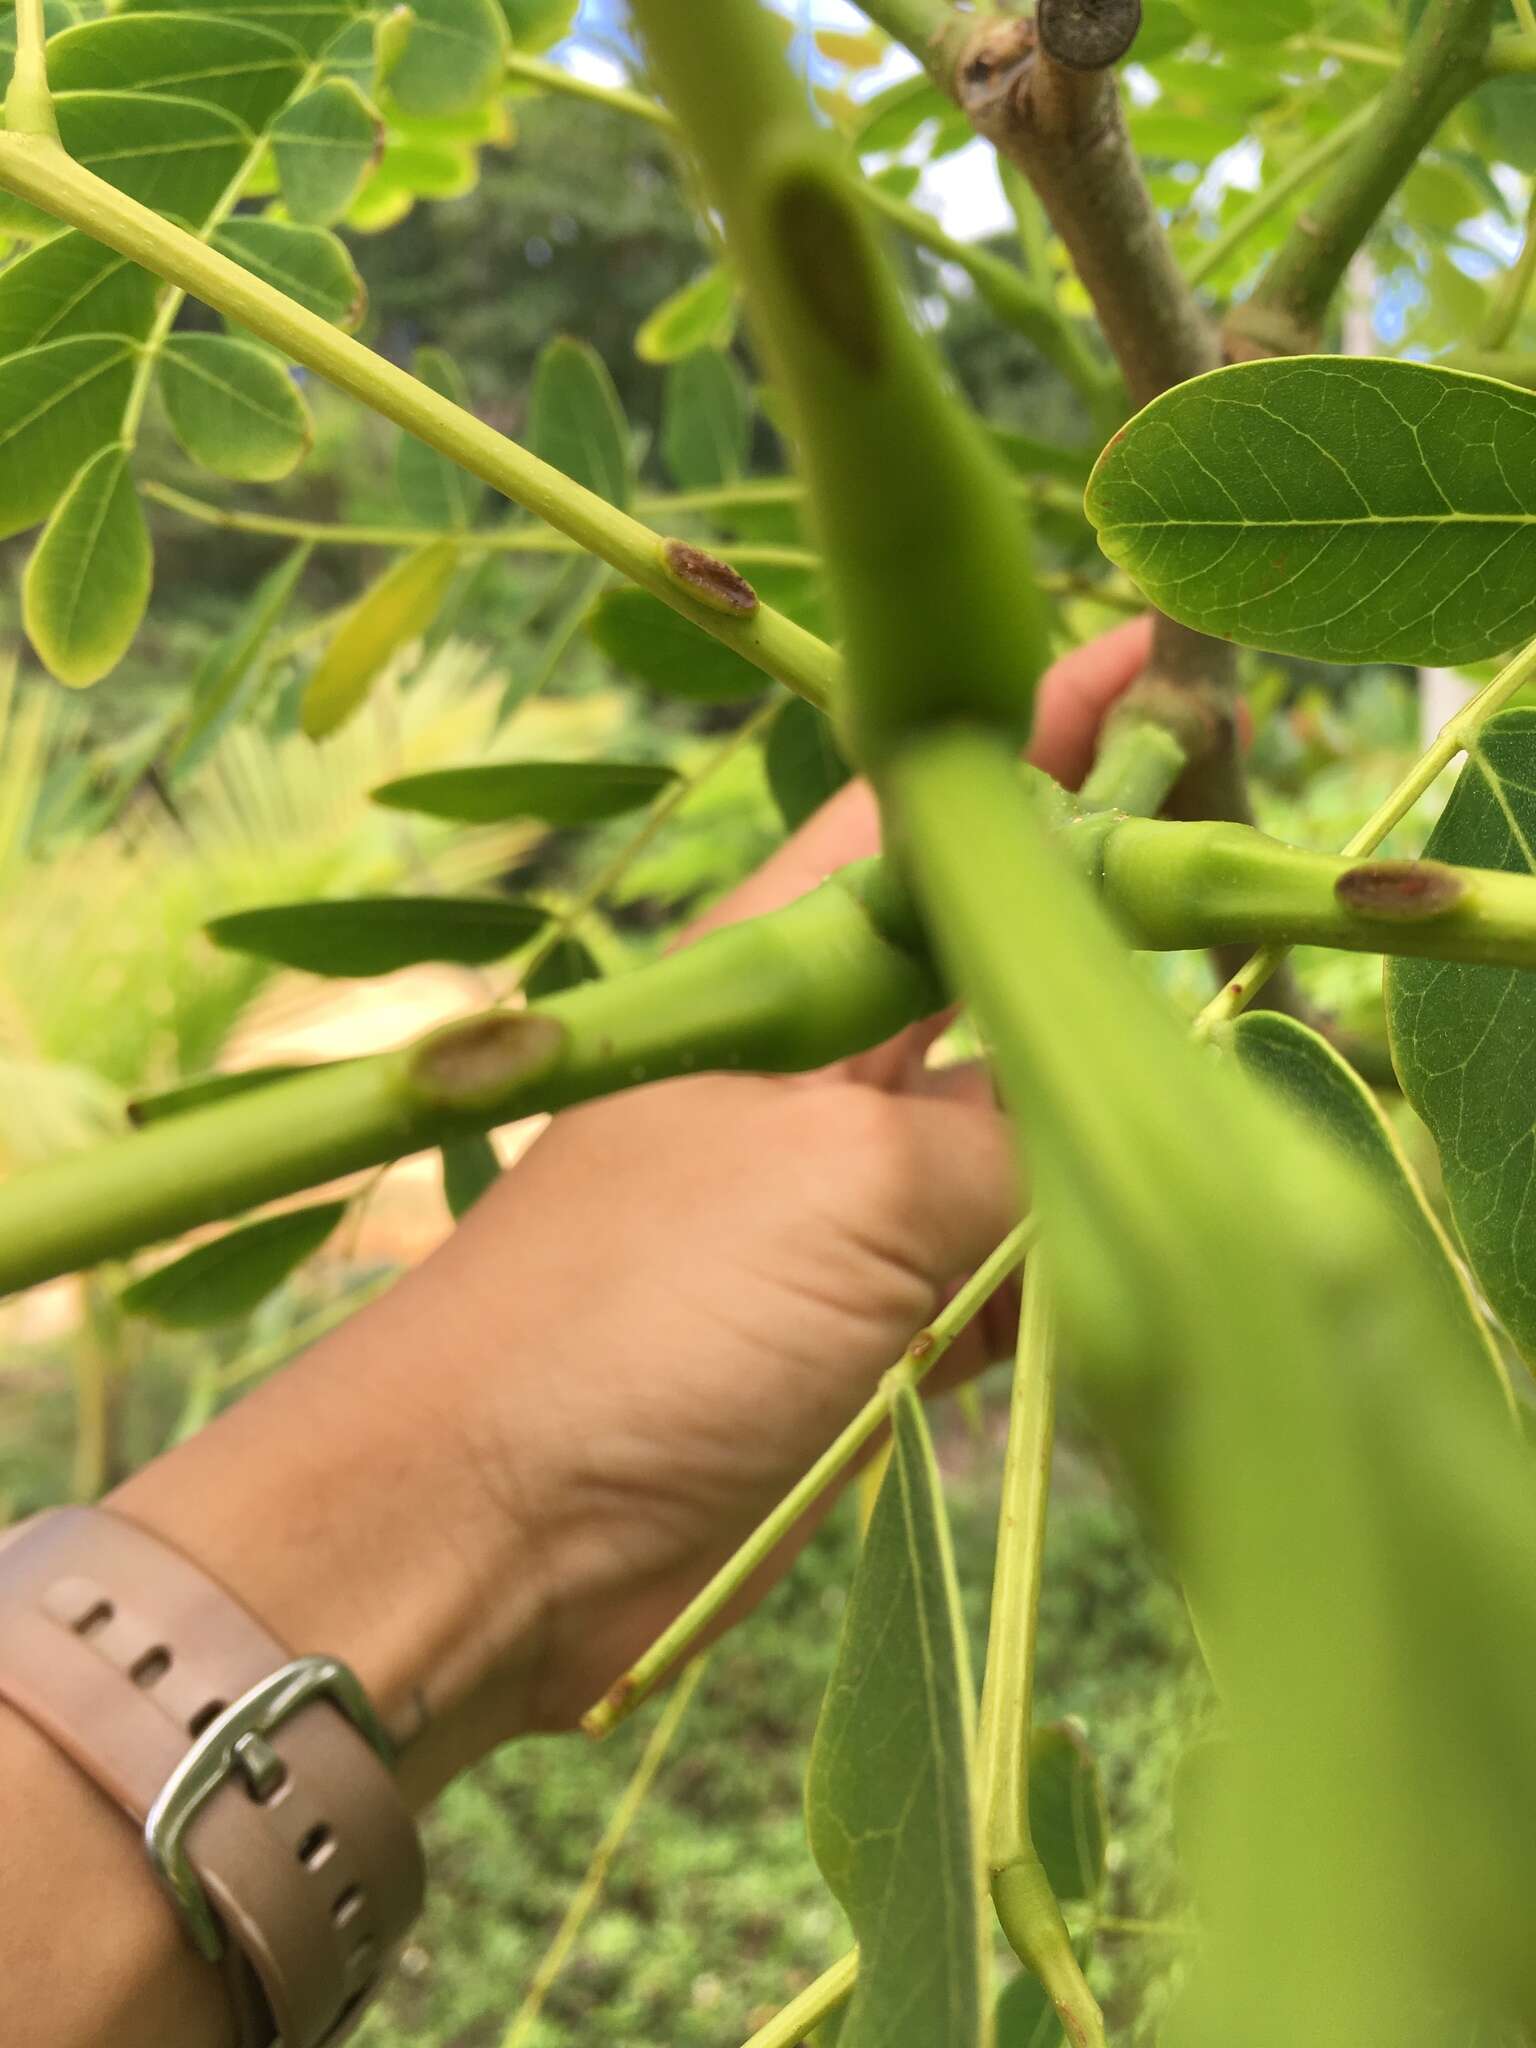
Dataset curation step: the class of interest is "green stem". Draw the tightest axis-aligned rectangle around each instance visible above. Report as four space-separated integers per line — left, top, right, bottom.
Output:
582 1211 1037 1737
1227 0 1499 356
1477 183 1536 351
1194 629 1536 1031
1507 0 1536 43
503 47 678 128
3 0 57 140
0 861 939 1296
993 1854 1107 2048
1488 26 1536 65
0 135 840 714
1185 99 1378 292
502 1658 708 2048
737 1951 858 2048
1077 717 1188 817
1287 33 1400 69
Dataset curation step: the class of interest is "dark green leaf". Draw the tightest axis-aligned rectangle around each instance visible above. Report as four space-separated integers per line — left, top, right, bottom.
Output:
635 265 736 364
120 1201 347 1327
588 588 764 701
300 540 461 738
441 1135 500 1219
524 934 601 999
207 895 548 975
271 77 381 226
373 758 676 825
0 335 137 540
47 14 305 127
662 348 750 489
1387 708 1536 1362
159 335 312 483
213 219 366 329
530 335 633 508
1028 1724 1108 1905
387 0 505 115
995 1968 1067 2048
1088 357 1536 667
171 545 313 778
23 446 150 687
129 1066 313 1127
806 1384 989 2048
396 346 483 528
766 698 851 831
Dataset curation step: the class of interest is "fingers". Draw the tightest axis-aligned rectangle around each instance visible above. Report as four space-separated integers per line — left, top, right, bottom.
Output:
881 1087 1020 1292
1027 613 1154 788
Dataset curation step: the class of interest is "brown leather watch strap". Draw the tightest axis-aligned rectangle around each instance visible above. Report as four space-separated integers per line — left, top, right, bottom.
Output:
0 1507 425 2047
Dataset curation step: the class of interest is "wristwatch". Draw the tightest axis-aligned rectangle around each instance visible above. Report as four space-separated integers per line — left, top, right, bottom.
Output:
0 1507 425 2046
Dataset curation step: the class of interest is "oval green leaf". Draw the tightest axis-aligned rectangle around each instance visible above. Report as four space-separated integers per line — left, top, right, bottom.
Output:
372 758 677 825
301 540 461 739
1387 707 1536 1365
23 446 151 688
57 89 249 226
588 588 764 701
1088 357 1536 667
662 347 750 488
213 219 366 330
806 1383 990 2048
0 335 137 541
0 233 159 356
47 15 306 128
120 1200 348 1328
498 0 578 50
530 335 634 509
387 0 506 116
207 895 549 976
271 76 381 226
159 334 313 483
1028 1724 1108 1905
635 264 737 364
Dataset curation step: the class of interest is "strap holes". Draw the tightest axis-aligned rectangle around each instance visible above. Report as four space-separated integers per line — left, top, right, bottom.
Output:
75 1599 114 1637
187 1699 227 1738
297 1823 334 1869
332 1884 364 1930
131 1646 172 1688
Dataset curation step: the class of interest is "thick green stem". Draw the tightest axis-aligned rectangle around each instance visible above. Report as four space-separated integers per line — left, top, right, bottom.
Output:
1077 717 1188 817
3 0 57 139
1226 0 1500 357
1185 98 1378 292
582 1212 1037 1736
737 1951 858 2048
993 1854 1106 2048
1489 25 1536 67
0 136 840 714
0 862 939 1295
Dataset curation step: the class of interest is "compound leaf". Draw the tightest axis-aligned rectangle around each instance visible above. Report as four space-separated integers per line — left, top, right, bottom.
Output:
806 1383 991 2048
1088 357 1536 667
120 1201 348 1327
23 446 151 687
207 895 549 975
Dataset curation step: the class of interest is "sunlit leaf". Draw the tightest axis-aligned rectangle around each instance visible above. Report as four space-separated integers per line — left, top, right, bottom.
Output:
588 588 763 700
159 335 313 483
271 76 381 226
662 347 750 489
387 0 505 116
120 1201 347 1327
23 447 150 688
806 1384 991 2048
300 540 461 738
1088 357 1536 667
635 265 737 364
1028 1724 1108 1905
373 758 677 824
530 335 634 508
496 0 577 52
207 895 549 975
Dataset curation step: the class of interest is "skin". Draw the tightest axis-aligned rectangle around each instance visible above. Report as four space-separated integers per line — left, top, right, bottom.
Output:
0 617 1152 2048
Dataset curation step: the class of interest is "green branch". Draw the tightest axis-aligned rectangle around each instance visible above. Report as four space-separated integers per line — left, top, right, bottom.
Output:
0 135 839 713
503 48 678 128
3 0 57 138
1227 0 1500 357
737 1951 858 2048
1184 99 1378 293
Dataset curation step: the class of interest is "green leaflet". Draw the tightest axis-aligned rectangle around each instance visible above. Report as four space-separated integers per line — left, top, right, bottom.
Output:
373 759 677 826
0 234 158 355
56 90 249 223
662 346 750 489
1087 357 1536 668
524 934 600 998
386 0 506 116
206 895 549 976
765 696 850 830
170 543 313 777
46 14 306 127
115 0 367 61
395 346 482 528
120 1199 347 1326
0 336 138 541
1387 706 1536 1366
271 76 382 225
212 218 365 329
1229 1010 1511 1401
23 446 151 687
159 334 313 482
300 540 461 738
806 1383 992 2048
441 1134 500 1219
635 265 737 364
497 0 577 51
588 588 764 700
529 335 634 510
1027 1725 1107 1906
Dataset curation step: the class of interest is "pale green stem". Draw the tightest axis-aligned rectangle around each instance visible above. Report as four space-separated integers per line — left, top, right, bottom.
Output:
1288 33 1399 68
1489 27 1536 64
1185 99 1378 292
0 135 840 713
3 0 57 139
976 1256 1058 1872
504 47 678 128
582 1212 1038 1736
1092 1914 1197 1940
1478 182 1536 350
1510 0 1536 40
737 1951 858 2048
1077 717 1188 817
1194 629 1536 1031
502 1658 708 2048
